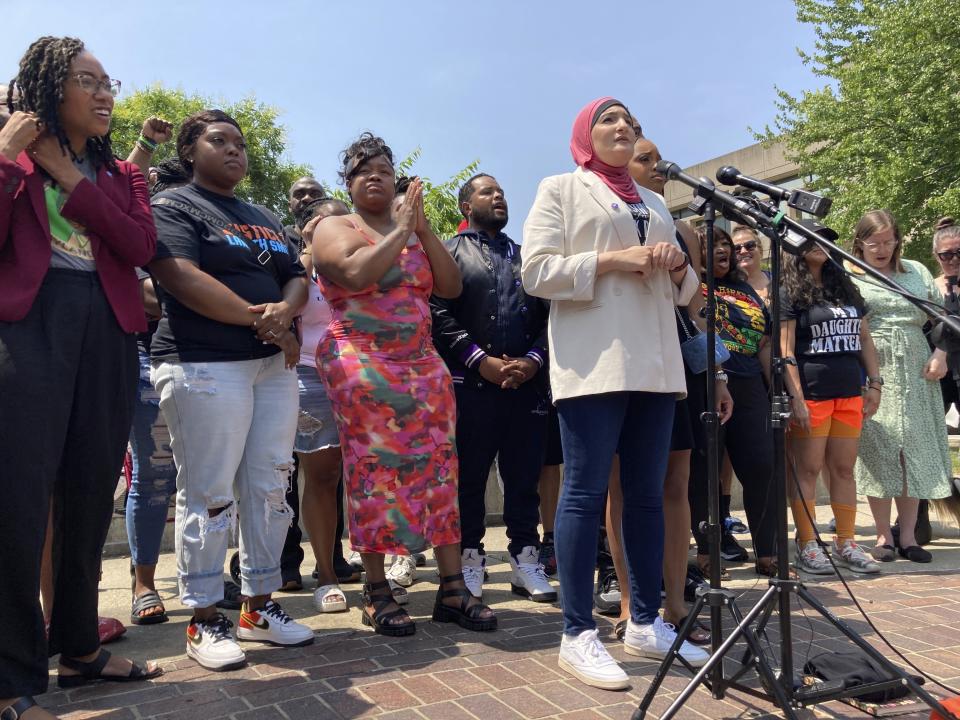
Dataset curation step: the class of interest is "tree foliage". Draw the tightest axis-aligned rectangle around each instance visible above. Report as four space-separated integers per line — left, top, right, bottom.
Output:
764 0 960 268
111 85 311 222
329 147 480 239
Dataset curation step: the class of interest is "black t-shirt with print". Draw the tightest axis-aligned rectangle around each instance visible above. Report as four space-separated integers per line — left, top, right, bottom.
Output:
706 279 770 377
781 291 865 399
149 183 305 362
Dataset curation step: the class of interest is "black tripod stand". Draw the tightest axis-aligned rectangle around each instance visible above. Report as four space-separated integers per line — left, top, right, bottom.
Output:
634 163 959 720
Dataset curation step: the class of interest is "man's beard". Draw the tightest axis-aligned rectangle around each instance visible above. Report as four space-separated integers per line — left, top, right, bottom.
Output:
471 207 508 233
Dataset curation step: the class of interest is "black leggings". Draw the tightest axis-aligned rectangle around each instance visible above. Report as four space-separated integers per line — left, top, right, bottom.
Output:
689 373 777 558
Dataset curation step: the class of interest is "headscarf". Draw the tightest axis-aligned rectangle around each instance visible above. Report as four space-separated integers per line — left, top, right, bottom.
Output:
570 96 642 203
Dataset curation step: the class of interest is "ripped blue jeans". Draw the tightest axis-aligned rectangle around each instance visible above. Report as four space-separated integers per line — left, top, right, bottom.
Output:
152 353 298 608
126 350 177 566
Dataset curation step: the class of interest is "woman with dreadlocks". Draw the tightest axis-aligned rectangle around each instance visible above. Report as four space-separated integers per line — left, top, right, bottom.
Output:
0 36 160 715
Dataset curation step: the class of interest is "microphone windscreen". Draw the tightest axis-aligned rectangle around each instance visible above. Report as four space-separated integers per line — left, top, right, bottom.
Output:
716 166 740 185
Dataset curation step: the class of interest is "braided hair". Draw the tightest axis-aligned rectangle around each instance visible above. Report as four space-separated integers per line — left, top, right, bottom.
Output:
9 36 117 171
150 157 190 196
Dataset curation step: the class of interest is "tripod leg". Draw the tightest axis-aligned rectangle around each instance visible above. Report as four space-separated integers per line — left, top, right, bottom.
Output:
737 588 776 667
635 596 707 718
737 623 802 720
796 586 960 720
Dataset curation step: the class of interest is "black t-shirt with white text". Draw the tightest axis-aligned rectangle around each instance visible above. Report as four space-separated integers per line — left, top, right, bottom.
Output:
149 184 305 362
781 291 865 399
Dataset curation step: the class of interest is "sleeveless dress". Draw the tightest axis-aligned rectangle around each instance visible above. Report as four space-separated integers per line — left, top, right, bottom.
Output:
316 223 461 554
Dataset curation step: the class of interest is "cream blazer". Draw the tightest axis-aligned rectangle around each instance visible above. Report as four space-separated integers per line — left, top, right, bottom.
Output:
521 167 697 402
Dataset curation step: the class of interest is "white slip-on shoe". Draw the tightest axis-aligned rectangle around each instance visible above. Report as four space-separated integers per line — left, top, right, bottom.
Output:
558 628 630 690
509 546 558 602
461 548 485 599
236 600 315 647
623 615 709 667
186 613 246 671
313 584 348 613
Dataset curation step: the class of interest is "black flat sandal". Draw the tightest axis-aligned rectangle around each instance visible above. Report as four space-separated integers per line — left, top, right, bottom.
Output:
131 590 168 625
432 572 497 632
58 649 162 689
361 579 415 637
1 697 37 719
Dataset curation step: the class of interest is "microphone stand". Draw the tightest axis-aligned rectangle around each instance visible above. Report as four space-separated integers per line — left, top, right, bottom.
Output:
634 182 960 720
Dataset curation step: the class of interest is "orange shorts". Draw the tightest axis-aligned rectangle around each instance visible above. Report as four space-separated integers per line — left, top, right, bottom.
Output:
790 396 863 438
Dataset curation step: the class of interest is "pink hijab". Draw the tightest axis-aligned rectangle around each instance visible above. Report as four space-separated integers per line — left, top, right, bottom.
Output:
570 96 642 203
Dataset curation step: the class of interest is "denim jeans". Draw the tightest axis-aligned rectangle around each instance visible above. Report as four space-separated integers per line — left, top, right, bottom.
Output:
555 391 675 635
126 349 177 566
152 353 298 607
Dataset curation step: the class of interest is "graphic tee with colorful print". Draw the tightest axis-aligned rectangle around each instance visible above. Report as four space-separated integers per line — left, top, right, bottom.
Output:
706 279 770 376
47 155 97 271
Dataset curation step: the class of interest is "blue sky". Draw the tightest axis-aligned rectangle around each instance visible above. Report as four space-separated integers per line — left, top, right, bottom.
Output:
4 1 819 236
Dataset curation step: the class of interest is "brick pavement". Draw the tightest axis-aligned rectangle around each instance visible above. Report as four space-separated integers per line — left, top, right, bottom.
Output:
35 519 960 719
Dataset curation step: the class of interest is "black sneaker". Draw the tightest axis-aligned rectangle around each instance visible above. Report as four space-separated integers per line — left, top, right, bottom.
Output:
684 564 707 602
593 571 621 615
720 533 749 562
538 540 557 577
332 556 362 583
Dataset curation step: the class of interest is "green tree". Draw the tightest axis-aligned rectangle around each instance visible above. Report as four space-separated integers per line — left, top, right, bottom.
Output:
329 148 480 239
111 85 311 222
764 0 960 269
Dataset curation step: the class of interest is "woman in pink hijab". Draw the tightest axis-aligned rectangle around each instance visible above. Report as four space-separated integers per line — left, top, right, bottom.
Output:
521 98 707 690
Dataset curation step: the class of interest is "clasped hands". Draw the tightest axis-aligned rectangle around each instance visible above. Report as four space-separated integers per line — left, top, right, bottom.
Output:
250 301 299 368
479 355 539 389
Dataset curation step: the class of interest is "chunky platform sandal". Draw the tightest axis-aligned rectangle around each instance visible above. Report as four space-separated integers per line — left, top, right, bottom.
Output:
432 572 497 632
361 579 415 637
1 697 37 719
58 649 162 688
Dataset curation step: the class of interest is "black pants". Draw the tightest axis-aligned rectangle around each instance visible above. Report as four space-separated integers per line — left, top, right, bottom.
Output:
689 373 777 558
0 270 137 696
279 454 304 582
455 383 547 556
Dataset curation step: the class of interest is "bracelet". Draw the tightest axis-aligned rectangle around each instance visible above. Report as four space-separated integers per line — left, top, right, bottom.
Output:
670 256 690 273
137 134 158 153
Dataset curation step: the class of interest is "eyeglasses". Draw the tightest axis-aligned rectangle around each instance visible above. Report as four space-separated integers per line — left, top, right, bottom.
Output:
937 249 960 263
862 239 898 250
72 73 121 97
735 240 758 254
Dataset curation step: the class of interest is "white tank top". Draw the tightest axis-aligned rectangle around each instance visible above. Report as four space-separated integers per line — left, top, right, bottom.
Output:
299 277 332 367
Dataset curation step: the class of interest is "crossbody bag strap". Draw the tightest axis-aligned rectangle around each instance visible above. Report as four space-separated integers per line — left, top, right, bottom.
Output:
153 196 281 284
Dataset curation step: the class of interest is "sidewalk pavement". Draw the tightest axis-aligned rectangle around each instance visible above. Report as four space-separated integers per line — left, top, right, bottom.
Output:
38 502 960 720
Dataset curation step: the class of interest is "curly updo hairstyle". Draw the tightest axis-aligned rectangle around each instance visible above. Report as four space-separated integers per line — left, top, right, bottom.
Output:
338 132 394 191
176 109 243 175
9 36 116 171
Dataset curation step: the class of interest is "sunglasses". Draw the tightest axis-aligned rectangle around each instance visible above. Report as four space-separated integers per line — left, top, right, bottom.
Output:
735 240 758 254
937 249 960 263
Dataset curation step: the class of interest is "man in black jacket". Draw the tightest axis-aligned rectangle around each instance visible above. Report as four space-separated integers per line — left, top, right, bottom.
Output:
431 174 555 603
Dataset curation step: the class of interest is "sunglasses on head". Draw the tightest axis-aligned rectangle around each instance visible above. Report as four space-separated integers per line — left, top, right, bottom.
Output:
937 249 960 263
735 240 758 254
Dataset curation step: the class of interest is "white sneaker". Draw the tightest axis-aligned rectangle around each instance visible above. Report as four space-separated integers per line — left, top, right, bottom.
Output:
388 580 409 605
236 600 314 647
795 539 834 575
834 539 881 574
346 550 363 570
509 546 557 602
313 584 348 613
386 555 417 587
186 613 246 671
558 628 630 690
461 548 485 599
623 616 709 667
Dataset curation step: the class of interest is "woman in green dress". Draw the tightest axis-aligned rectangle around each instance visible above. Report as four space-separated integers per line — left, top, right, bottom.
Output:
850 210 952 564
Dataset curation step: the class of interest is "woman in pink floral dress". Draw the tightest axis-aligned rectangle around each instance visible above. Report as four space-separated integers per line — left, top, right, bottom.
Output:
313 133 496 636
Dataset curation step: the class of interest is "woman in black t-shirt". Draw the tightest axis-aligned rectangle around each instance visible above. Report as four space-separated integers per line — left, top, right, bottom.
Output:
148 110 313 671
781 223 882 575
689 227 780 577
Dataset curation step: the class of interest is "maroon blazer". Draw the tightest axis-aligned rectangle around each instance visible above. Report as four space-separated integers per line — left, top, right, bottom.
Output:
0 152 156 333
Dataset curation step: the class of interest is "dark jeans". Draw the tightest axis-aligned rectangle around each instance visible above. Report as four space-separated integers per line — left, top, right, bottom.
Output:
556 391 675 634
0 270 137 696
455 383 547 557
690 372 776 557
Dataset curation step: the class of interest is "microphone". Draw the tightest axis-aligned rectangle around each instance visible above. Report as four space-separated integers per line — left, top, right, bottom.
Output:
657 160 776 230
716 166 832 218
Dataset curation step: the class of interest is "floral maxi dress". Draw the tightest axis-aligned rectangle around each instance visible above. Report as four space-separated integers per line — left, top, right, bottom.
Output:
317 228 460 554
852 259 952 500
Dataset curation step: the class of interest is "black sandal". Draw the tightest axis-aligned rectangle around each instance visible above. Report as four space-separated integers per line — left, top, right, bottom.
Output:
58 649 162 688
131 590 168 625
432 572 497 632
614 619 627 641
362 579 415 637
1 697 37 719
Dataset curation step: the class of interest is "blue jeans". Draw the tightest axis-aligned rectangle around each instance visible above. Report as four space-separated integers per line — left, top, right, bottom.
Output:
126 350 177 566
556 391 675 635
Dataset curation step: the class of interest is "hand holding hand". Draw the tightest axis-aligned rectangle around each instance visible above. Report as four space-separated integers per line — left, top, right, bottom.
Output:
479 356 513 387
0 111 42 161
649 241 685 271
250 301 295 340
270 329 301 369
500 355 538 388
614 245 653 276
140 117 173 144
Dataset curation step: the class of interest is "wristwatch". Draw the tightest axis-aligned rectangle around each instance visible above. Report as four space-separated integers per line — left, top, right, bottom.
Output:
715 370 729 383
866 376 884 387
